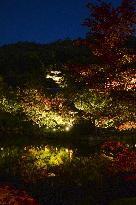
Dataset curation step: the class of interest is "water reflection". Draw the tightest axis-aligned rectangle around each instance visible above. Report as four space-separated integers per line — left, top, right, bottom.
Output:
0 145 75 181
0 140 135 183
0 144 105 182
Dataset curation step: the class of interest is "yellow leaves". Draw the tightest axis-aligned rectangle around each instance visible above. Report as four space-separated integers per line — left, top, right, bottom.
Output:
49 155 63 166
0 96 21 113
121 54 136 64
0 87 76 131
18 146 74 182
24 146 72 170
19 89 75 130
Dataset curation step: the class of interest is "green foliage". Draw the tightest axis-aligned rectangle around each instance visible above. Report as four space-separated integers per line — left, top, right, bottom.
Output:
74 89 112 125
0 87 76 132
75 90 111 113
0 38 135 133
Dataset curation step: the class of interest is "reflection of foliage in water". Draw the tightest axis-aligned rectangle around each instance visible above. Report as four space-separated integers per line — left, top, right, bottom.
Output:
21 146 73 181
0 142 135 184
101 140 136 175
0 146 74 182
0 145 108 183
0 147 23 176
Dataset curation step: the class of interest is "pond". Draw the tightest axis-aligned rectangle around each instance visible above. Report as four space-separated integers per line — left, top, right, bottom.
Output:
0 133 135 179
0 133 135 205
0 140 103 180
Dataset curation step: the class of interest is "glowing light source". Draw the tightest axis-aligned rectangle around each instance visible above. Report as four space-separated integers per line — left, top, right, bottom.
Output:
65 127 70 131
46 70 64 84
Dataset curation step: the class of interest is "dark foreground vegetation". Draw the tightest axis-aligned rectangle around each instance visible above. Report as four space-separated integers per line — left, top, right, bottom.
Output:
0 0 136 204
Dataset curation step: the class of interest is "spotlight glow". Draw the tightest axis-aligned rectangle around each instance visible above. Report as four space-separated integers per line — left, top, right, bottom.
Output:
65 127 70 131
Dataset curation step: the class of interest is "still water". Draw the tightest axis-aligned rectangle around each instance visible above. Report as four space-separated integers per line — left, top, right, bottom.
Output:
0 133 135 182
0 134 135 205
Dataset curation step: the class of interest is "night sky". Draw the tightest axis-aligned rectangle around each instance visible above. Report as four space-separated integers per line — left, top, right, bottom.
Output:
1 0 121 46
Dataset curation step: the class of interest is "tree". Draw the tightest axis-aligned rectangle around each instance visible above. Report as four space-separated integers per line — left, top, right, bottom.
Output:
77 0 136 83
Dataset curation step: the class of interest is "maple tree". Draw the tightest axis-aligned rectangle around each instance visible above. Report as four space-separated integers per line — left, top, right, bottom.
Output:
76 0 136 84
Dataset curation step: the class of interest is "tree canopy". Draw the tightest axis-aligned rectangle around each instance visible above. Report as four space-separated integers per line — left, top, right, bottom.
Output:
76 0 136 84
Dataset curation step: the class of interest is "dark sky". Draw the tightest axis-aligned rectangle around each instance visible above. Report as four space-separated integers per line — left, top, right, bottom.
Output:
0 0 121 45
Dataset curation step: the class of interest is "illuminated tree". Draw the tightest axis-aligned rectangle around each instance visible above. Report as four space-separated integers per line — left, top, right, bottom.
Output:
78 0 136 84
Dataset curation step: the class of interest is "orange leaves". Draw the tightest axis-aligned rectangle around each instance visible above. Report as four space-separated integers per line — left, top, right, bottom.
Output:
117 121 136 131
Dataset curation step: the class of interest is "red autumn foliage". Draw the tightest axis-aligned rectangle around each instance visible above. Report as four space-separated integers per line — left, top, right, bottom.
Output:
0 185 40 205
43 97 64 109
111 149 136 173
75 0 136 80
101 140 128 157
101 140 136 176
